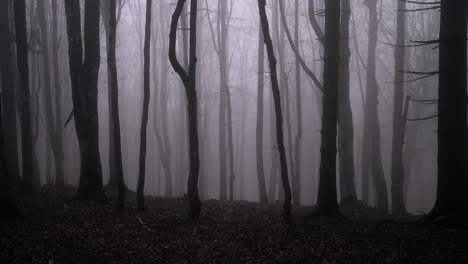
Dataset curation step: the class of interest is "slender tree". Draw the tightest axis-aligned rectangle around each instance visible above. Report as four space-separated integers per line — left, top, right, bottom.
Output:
258 0 292 224
137 0 153 212
13 0 34 194
364 0 388 213
390 0 407 215
64 0 106 200
314 0 341 216
106 0 126 212
169 0 202 221
256 23 268 203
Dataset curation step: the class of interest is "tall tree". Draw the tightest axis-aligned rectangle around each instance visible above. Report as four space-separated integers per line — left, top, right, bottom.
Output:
0 0 20 218
64 0 106 200
1 0 21 193
364 0 388 213
137 0 153 212
51 0 65 187
107 0 126 212
169 0 202 221
337 0 356 203
390 0 407 215
428 0 468 220
13 0 34 194
258 0 292 224
292 0 303 206
256 23 268 203
314 0 341 215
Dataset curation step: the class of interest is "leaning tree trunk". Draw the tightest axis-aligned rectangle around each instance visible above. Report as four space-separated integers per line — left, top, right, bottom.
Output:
64 0 106 201
428 0 468 220
137 0 152 212
13 0 34 194
364 0 388 213
258 0 292 224
256 24 268 203
390 0 407 215
314 0 341 216
107 0 126 212
169 0 201 221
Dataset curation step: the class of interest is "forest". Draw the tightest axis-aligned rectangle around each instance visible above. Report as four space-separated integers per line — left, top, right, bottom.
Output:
0 0 467 263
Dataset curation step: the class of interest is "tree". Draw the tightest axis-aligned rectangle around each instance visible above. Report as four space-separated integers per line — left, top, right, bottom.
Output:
0 0 20 219
106 0 126 212
13 0 34 194
38 0 65 188
169 0 202 221
258 0 293 224
390 0 407 215
428 0 468 220
314 0 341 216
64 0 106 200
337 0 356 203
363 0 388 213
256 23 268 203
137 0 153 212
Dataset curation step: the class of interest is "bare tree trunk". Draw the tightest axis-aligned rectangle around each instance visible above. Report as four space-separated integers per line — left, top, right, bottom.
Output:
1 0 21 194
428 0 468 220
338 0 356 203
0 0 21 216
107 0 126 212
137 0 152 212
256 24 268 203
315 0 341 216
51 0 65 188
64 0 106 201
169 0 201 221
390 0 407 215
13 0 34 194
258 0 292 224
364 0 388 213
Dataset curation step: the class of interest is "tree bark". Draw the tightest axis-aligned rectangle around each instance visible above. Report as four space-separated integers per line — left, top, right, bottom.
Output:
64 0 106 201
390 0 407 214
258 0 292 224
364 0 388 213
13 0 34 194
169 0 201 221
428 0 468 220
137 0 152 212
256 24 268 203
314 0 341 216
107 0 126 212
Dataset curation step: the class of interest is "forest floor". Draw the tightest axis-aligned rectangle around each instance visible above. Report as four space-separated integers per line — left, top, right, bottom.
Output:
1 187 467 264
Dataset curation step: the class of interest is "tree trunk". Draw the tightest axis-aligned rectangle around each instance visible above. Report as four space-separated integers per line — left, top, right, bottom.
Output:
51 0 65 188
390 0 407 215
64 0 106 201
256 24 268 203
315 0 341 216
137 0 152 212
337 0 356 203
364 0 388 213
1 0 21 194
428 0 468 220
293 0 302 206
13 0 34 194
107 0 126 212
0 0 20 218
258 0 292 224
169 0 201 221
